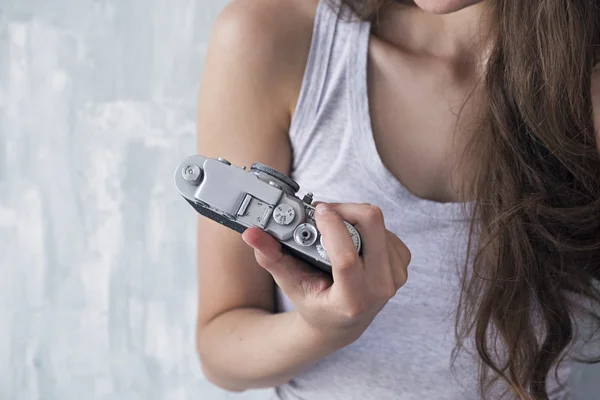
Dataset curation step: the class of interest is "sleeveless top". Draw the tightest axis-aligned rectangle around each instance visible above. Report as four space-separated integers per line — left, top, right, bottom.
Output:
271 0 571 398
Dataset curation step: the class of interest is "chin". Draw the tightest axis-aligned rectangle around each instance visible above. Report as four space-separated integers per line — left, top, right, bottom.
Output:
411 0 485 14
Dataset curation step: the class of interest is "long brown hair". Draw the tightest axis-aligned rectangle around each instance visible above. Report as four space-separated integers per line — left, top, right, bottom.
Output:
337 0 600 398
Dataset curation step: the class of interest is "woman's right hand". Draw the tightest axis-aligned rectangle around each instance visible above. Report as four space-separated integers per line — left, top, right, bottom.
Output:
242 202 411 351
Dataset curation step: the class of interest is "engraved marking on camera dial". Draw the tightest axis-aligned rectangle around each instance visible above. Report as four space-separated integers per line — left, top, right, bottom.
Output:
182 164 202 183
316 222 361 262
272 203 295 225
293 223 318 247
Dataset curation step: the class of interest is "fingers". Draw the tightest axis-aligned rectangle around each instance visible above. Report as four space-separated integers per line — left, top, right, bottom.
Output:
385 230 410 290
313 204 365 289
385 230 411 268
242 201 410 311
242 228 332 301
321 202 385 226
322 203 388 251
316 202 410 296
242 226 285 266
320 202 389 279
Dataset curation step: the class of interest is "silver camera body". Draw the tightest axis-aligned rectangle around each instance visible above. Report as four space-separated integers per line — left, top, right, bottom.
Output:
174 155 362 274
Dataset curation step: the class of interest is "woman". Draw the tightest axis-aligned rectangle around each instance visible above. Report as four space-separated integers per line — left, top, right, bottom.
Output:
194 0 600 398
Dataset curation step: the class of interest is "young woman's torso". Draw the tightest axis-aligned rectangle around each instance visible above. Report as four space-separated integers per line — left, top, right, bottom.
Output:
270 0 572 398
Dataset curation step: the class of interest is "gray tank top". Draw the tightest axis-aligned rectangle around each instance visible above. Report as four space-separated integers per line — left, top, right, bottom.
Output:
272 0 570 398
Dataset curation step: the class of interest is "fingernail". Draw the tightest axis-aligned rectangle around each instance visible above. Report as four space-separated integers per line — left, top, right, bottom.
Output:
315 203 329 215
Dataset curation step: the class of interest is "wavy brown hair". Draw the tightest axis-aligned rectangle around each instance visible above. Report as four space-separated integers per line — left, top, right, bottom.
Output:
337 0 600 398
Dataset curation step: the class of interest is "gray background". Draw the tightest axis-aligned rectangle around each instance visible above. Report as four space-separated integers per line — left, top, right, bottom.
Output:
0 0 597 399
0 0 266 399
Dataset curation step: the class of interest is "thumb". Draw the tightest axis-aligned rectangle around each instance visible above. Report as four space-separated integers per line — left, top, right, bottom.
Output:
242 227 332 300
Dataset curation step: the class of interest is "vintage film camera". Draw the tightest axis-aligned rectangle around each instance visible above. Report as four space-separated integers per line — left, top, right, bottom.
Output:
174 155 362 274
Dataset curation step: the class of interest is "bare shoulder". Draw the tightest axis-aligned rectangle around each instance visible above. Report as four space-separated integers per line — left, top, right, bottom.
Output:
197 0 320 167
207 0 318 109
213 0 318 40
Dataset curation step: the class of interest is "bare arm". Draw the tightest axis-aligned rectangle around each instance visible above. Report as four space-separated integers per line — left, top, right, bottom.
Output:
194 0 329 391
194 0 411 393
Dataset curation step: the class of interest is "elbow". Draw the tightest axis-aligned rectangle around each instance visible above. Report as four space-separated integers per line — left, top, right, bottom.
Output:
196 332 250 393
198 360 248 393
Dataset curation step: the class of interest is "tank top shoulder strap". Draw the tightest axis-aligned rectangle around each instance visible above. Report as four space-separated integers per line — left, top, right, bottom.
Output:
289 0 367 140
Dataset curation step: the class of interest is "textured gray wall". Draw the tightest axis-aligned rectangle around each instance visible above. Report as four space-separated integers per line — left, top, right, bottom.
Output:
0 0 267 399
0 0 597 399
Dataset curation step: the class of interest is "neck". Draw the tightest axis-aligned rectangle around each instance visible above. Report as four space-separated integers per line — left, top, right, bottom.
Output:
373 1 494 63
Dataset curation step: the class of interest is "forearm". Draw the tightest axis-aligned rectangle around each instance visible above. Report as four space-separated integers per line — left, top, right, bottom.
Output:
197 308 338 391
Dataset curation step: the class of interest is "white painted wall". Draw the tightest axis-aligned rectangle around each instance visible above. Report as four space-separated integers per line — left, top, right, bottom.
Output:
0 0 597 399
